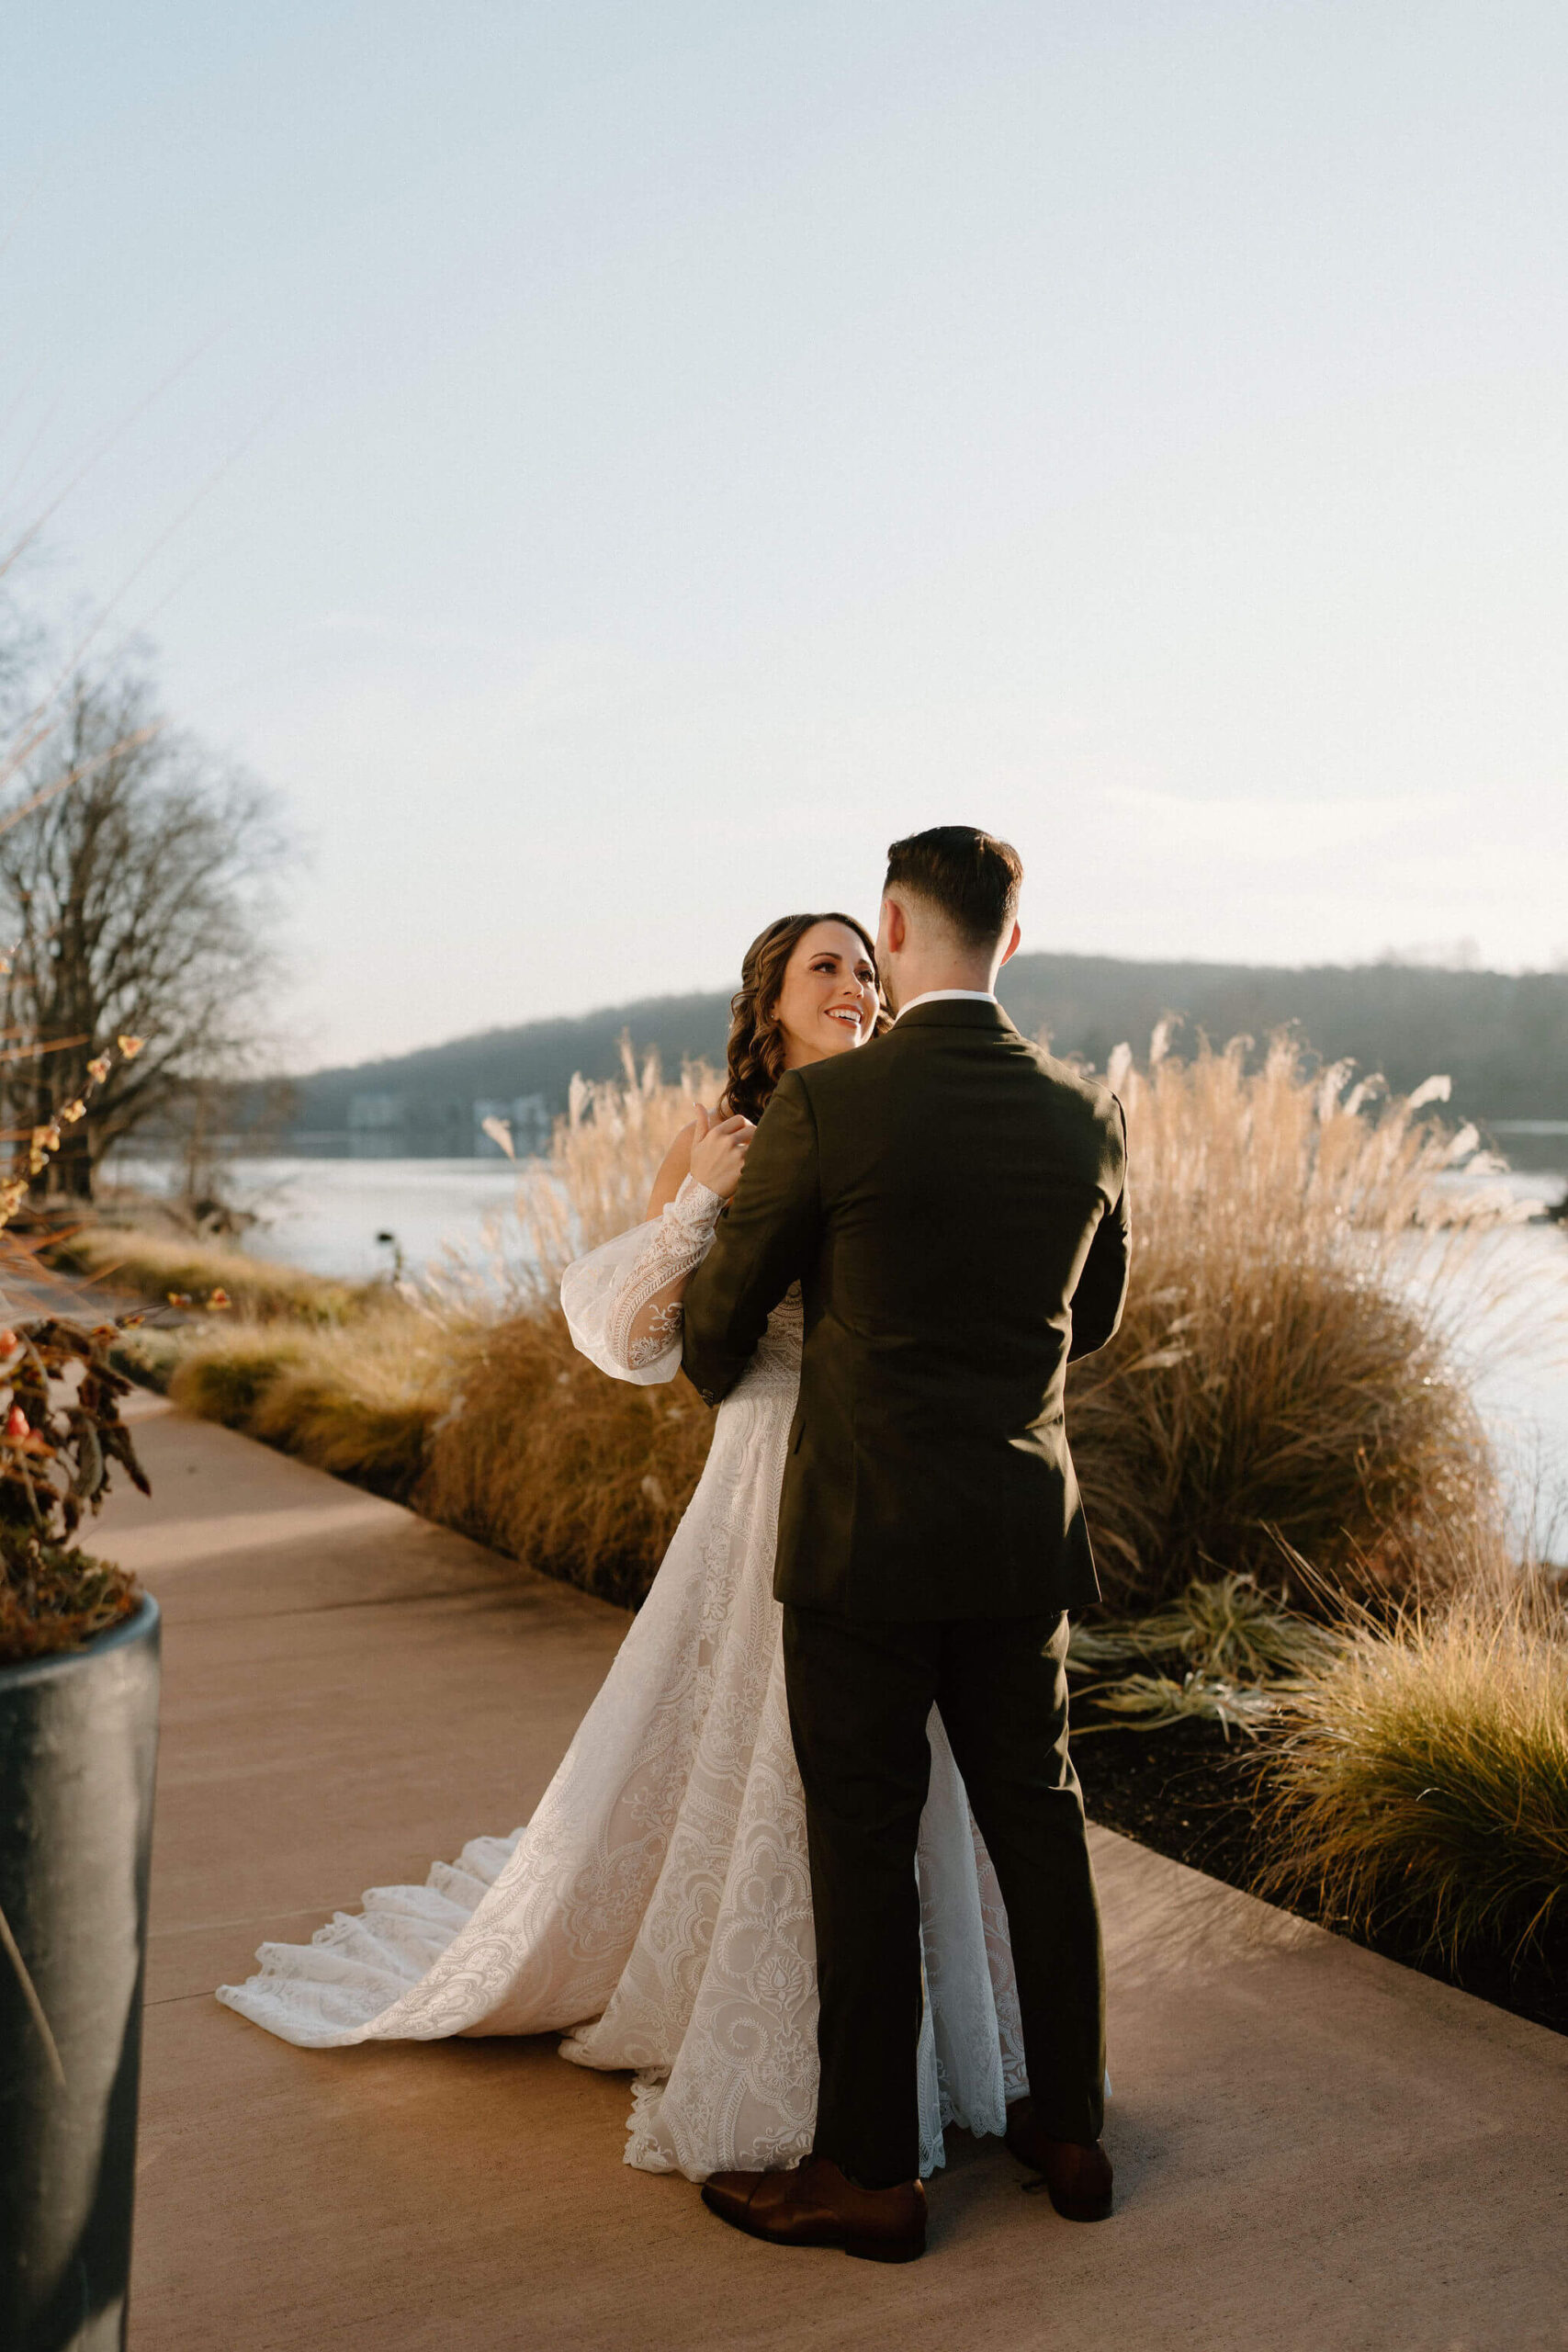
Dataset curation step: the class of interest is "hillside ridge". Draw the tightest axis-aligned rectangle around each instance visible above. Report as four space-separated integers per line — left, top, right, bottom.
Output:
280 955 1568 1141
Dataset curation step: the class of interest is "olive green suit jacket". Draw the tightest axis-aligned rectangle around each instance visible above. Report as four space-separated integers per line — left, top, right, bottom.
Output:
681 997 1129 1619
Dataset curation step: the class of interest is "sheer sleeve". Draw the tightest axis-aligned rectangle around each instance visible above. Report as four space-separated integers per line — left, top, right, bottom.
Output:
559 1173 726 1385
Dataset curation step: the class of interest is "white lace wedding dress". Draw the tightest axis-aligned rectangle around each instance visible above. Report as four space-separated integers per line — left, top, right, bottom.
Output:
218 1176 1029 2178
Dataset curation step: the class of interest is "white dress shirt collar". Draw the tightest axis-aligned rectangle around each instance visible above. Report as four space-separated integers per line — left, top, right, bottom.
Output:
894 988 998 1022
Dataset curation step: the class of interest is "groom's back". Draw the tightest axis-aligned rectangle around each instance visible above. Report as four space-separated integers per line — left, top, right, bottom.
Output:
779 998 1127 1619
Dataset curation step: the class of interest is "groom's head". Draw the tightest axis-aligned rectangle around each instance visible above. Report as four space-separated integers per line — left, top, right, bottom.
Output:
876 826 1023 1012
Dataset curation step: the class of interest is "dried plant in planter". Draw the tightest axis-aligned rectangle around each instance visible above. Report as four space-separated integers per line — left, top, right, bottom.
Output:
0 1315 150 1666
0 1034 153 1666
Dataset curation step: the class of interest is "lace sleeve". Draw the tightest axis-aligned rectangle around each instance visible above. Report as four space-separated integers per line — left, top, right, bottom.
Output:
558 1174 725 1385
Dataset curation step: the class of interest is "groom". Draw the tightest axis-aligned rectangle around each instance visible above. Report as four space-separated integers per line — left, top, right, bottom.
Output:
682 826 1130 2263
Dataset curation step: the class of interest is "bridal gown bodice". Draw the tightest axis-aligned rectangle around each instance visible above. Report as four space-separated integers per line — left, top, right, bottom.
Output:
218 1175 1029 2179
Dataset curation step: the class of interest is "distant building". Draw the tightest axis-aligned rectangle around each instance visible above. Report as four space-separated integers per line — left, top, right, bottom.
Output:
473 1094 552 1159
418 1099 469 1156
347 1092 408 1159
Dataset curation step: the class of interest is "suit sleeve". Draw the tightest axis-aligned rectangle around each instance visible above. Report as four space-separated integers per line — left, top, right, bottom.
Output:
1067 1095 1130 1362
682 1071 822 1406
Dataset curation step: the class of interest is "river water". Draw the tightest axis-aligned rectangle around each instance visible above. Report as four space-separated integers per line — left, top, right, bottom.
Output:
110 1156 535 1284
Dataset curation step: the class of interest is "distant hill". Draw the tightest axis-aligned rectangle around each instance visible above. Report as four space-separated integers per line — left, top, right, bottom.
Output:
996 956 1568 1119
275 956 1568 1153
280 990 737 1153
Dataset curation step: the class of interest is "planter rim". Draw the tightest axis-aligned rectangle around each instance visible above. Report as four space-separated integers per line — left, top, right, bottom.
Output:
0 1589 160 1694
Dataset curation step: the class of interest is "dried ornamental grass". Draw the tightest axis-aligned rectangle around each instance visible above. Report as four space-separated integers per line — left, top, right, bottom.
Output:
153 1028 1540 1642
45 1224 368 1326
164 1324 310 1422
438 1029 1526 1616
420 1304 712 1609
1259 1545 1568 1964
169 1278 716 1602
1067 1032 1520 1612
472 1038 721 1304
168 1305 454 1500
416 1043 718 1602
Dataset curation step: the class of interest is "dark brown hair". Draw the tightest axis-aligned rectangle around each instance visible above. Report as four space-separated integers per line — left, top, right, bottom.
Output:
884 824 1023 951
719 911 888 1125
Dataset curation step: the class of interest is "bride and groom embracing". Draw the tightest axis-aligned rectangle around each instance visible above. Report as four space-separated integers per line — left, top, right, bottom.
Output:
220 825 1131 2268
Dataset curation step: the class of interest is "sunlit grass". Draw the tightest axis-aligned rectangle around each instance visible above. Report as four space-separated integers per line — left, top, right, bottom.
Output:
461 1038 719 1303
148 1027 1544 1623
1259 1536 1568 1963
168 1304 452 1499
46 1223 368 1325
1067 1031 1524 1611
419 1304 713 1608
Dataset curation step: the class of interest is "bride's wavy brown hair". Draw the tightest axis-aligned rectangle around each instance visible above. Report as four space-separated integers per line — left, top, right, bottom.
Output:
719 911 890 1126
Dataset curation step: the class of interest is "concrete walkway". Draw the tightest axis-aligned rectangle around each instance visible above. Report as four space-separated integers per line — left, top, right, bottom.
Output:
103 1397 1568 2352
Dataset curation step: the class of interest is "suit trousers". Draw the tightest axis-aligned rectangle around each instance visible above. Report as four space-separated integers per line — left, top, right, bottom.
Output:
782 1606 1106 2190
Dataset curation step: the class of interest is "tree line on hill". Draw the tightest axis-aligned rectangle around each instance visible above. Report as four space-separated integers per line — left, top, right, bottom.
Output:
276 953 1568 1149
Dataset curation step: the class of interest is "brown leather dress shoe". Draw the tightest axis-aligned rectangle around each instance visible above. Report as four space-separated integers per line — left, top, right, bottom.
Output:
701 2155 927 2263
1003 2100 1113 2222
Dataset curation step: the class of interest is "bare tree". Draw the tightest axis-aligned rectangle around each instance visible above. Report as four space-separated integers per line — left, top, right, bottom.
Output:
0 654 291 1202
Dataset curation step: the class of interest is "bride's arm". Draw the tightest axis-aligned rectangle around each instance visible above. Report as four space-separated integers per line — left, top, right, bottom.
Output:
682 1074 820 1407
559 1110 751 1384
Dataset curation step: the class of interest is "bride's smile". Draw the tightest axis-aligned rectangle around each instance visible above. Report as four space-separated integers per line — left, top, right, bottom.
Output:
773 921 882 1067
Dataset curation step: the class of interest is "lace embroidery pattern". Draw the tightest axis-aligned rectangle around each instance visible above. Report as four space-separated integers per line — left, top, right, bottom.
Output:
603 1175 724 1375
217 1207 1033 2180
627 1301 685 1369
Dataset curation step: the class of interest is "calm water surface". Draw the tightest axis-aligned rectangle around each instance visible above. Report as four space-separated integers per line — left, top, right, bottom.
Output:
111 1157 536 1283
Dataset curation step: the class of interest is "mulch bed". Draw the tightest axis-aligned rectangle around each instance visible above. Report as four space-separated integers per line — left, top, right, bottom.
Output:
1074 1717 1568 2041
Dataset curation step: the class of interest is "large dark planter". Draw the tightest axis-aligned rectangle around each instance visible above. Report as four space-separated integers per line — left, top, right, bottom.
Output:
0 1597 161 2352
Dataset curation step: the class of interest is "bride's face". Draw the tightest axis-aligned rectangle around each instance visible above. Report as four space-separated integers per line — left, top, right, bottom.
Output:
774 922 880 1069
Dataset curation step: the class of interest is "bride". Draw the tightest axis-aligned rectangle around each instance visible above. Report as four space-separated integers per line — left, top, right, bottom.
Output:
219 911 1032 2180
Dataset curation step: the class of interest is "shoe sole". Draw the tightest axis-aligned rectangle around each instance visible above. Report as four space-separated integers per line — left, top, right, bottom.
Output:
702 2187 924 2263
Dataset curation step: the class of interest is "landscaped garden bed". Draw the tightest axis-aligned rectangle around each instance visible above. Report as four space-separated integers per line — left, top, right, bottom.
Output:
40 1027 1568 2052
1074 1716 1568 2041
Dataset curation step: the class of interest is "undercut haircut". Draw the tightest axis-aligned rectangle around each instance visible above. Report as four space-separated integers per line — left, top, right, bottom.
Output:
883 825 1023 952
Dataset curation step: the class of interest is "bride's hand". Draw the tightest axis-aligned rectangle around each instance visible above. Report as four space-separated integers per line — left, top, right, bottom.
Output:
689 1104 754 1199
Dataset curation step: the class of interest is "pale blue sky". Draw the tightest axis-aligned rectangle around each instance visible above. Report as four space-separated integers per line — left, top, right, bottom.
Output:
5 2 1565 1067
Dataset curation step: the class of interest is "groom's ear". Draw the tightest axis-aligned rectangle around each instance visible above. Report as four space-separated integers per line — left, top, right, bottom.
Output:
881 897 907 955
998 919 1021 968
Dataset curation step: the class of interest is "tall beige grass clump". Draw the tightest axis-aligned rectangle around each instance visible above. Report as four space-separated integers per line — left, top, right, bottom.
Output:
48 1224 367 1326
421 1045 721 1603
492 1040 722 1294
1261 1530 1568 1963
141 1046 724 1558
432 1023 1529 1613
169 1303 453 1498
1068 1029 1521 1611
420 1306 713 1608
154 1024 1539 1631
